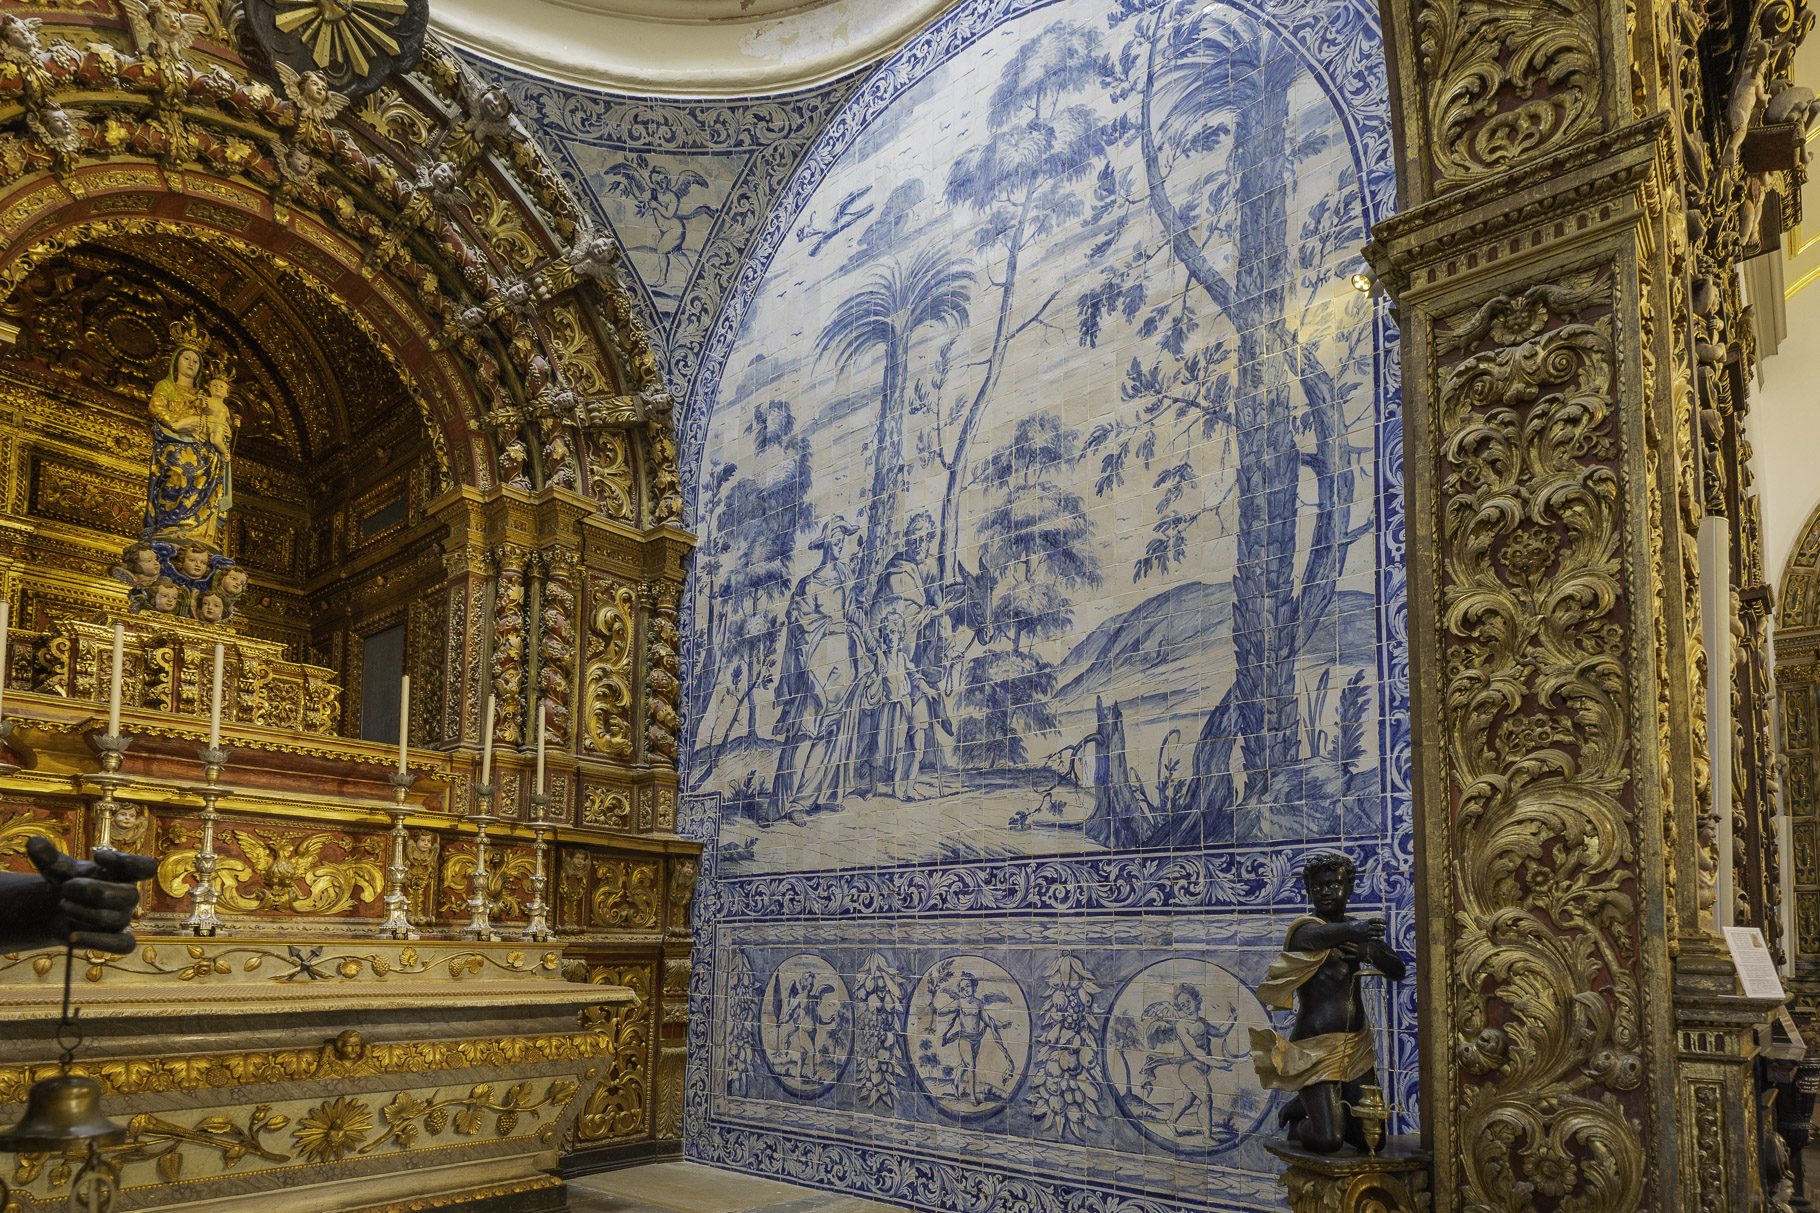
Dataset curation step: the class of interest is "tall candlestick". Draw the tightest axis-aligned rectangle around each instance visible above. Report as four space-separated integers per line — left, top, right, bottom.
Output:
396 674 411 773
480 694 496 786
535 703 546 794
0 597 11 717
208 642 224 752
107 621 124 736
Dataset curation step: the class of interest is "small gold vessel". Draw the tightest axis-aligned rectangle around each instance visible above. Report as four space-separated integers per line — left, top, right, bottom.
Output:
1341 1082 1390 1154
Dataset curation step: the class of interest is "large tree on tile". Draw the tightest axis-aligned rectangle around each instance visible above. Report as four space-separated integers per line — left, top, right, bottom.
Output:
931 21 1109 585
816 246 973 586
1080 2 1373 832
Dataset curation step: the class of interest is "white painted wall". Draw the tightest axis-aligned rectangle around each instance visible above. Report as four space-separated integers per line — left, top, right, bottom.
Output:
1749 278 1820 596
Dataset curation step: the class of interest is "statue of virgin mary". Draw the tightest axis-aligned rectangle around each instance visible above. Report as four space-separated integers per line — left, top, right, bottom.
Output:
111 314 249 619
142 314 232 548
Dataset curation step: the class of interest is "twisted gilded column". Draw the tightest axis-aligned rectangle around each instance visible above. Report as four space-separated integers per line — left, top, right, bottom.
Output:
1367 0 1806 1207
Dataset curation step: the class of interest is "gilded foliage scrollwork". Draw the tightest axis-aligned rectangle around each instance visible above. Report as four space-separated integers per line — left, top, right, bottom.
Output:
591 860 658 929
584 578 637 760
157 829 385 916
1436 271 1645 1209
573 1003 648 1143
1415 0 1604 186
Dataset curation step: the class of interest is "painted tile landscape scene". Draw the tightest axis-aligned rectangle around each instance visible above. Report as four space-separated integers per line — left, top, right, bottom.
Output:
686 0 1391 877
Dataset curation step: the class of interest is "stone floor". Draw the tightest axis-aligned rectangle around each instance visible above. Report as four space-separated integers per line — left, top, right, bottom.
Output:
568 1162 901 1213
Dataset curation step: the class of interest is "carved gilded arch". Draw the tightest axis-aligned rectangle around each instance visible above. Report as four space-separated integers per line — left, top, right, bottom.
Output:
1779 496 1820 632
0 209 460 482
0 15 680 525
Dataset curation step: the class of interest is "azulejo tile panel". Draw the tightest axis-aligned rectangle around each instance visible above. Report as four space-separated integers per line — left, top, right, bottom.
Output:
462 54 865 392
677 0 1410 1208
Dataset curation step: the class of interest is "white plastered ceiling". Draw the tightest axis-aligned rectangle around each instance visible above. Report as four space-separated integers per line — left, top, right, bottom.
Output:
430 0 961 95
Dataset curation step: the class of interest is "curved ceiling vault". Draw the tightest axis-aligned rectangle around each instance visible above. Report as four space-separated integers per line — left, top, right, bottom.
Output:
430 0 962 95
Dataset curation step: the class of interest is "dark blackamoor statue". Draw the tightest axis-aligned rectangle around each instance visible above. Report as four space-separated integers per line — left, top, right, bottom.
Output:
1250 852 1407 1152
0 836 155 953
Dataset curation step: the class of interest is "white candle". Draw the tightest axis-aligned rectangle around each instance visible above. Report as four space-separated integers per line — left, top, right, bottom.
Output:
535 703 546 794
480 694 496 786
0 597 12 717
396 674 410 773
107 621 124 736
208 642 223 751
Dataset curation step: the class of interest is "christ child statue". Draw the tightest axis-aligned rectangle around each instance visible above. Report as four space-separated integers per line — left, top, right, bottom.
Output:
1249 852 1406 1153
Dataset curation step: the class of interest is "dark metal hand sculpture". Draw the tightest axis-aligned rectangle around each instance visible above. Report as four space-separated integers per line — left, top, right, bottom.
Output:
0 835 156 954
1250 852 1408 1153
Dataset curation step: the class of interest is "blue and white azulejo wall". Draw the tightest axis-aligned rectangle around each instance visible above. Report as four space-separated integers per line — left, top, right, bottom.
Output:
675 0 1411 1207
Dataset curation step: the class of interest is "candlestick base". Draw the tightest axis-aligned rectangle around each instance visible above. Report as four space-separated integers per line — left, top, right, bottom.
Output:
379 770 420 940
181 747 231 937
461 783 499 942
518 792 554 944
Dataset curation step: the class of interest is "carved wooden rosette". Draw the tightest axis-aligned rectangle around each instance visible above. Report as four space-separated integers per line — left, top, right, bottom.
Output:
1372 0 1805 1203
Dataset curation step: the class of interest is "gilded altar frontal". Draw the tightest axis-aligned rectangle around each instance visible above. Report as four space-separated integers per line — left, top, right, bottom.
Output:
0 0 1810 1210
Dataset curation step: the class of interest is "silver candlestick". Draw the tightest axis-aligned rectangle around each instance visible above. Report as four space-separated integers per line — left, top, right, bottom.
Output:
380 771 419 939
461 782 498 941
87 733 135 855
182 747 230 936
518 791 553 943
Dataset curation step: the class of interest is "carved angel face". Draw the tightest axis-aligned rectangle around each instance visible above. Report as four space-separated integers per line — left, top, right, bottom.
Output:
2 17 37 53
176 546 210 578
300 71 331 105
150 1 184 37
197 593 224 622
480 87 512 121
42 108 74 142
407 831 436 862
430 162 457 191
219 568 247 595
152 582 181 611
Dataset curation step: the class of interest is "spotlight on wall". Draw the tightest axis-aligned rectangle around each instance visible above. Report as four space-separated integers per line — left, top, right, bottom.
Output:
1350 272 1375 294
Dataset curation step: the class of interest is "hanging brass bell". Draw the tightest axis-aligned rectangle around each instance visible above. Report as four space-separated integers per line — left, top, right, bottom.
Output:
0 1075 126 1152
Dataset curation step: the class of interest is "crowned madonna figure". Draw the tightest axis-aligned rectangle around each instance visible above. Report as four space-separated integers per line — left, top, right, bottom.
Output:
111 314 248 622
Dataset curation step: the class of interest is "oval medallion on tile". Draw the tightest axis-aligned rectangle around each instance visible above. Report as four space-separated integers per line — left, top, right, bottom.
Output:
1103 957 1274 1155
905 955 1030 1120
758 953 853 1097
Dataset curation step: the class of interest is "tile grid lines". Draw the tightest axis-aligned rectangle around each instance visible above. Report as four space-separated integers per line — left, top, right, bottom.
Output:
672 0 1417 1203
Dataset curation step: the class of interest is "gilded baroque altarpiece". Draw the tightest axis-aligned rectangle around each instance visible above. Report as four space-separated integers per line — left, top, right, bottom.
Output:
0 1 699 1208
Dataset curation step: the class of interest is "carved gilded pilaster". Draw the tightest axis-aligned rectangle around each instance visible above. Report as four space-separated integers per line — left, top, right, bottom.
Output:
641 581 681 773
489 544 531 751
1370 0 1795 1193
537 548 578 749
582 574 637 763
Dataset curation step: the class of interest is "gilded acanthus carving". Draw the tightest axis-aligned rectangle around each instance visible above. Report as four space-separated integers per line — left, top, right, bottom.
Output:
572 1003 648 1143
442 845 536 919
1434 273 1645 1208
557 849 588 928
538 551 577 747
590 860 658 930
643 583 681 768
584 577 636 760
666 857 697 937
158 829 386 916
1414 0 1603 188
491 546 527 749
582 787 631 829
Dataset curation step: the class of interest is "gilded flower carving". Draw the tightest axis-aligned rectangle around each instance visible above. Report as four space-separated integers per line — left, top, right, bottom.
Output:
292 1097 372 1163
